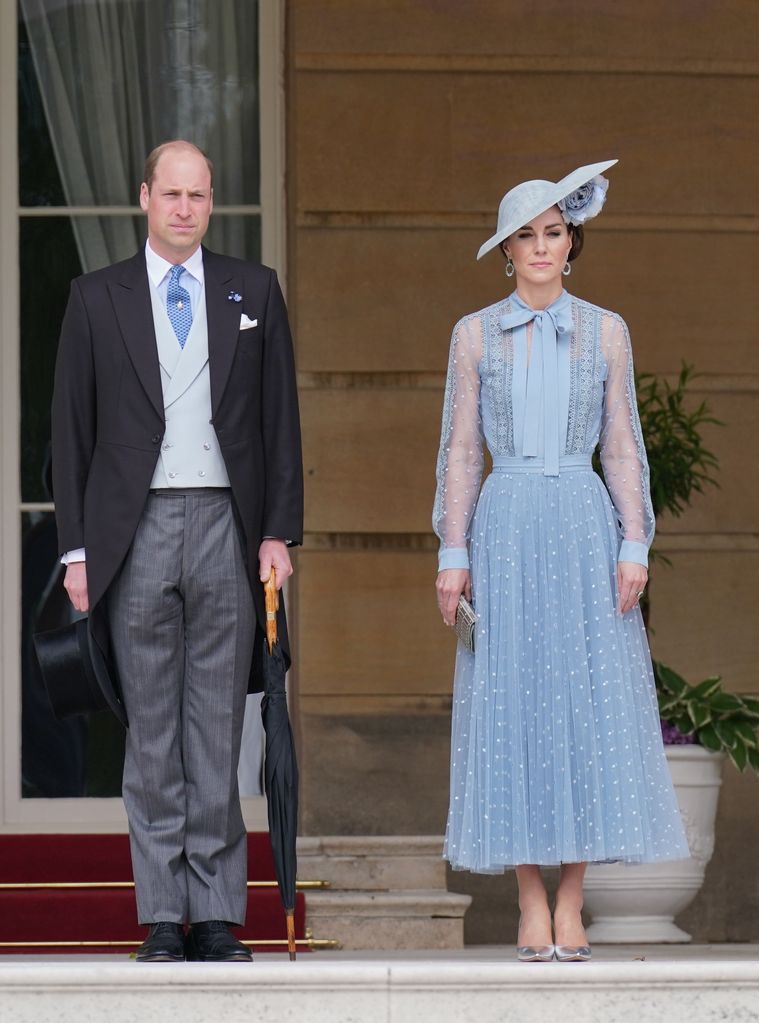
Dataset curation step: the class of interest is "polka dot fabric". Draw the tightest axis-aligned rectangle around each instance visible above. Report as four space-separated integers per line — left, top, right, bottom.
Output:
434 291 689 871
167 265 193 348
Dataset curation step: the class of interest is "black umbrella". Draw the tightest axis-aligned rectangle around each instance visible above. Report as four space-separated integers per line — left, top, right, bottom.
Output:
260 571 299 960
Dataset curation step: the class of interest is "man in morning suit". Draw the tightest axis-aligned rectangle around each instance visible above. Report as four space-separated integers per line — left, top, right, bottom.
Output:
51 140 303 962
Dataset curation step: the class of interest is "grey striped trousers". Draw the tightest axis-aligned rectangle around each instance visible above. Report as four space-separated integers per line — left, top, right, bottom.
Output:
108 490 254 924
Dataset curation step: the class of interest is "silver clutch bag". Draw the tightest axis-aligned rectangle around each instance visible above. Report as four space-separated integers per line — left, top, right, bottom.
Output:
455 595 476 653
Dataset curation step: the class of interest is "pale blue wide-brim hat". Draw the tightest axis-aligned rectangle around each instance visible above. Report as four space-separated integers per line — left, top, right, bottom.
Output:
476 159 618 260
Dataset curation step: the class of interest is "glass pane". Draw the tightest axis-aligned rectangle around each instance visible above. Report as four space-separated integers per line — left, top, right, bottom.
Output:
21 513 125 798
20 216 81 503
18 10 66 206
19 0 260 207
20 213 261 501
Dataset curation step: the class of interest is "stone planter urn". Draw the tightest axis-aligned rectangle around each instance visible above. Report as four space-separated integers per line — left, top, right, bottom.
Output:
583 745 725 942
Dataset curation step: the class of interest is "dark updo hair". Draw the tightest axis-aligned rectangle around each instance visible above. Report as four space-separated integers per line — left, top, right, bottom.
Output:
567 224 584 261
500 222 585 264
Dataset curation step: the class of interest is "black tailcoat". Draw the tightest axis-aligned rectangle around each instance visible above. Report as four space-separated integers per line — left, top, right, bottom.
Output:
51 247 303 724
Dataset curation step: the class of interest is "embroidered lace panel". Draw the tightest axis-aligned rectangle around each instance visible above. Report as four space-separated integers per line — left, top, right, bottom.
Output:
566 300 598 453
485 298 515 456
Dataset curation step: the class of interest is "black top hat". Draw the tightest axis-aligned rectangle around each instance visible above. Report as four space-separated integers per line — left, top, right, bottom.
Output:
33 619 127 727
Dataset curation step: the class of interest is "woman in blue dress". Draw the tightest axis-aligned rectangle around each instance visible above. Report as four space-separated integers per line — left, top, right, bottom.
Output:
433 160 688 962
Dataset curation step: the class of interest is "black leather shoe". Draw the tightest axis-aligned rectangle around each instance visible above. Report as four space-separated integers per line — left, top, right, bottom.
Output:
135 922 186 962
186 920 252 962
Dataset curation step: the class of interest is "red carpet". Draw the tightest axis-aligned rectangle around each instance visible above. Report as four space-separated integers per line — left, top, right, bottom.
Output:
0 834 306 954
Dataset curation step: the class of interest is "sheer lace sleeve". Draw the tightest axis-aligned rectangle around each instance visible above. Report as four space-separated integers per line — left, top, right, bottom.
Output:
432 314 485 571
598 314 654 566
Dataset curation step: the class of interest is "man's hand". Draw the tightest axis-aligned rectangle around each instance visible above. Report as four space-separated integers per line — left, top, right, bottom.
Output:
617 560 648 615
64 561 89 612
258 539 293 590
436 569 471 628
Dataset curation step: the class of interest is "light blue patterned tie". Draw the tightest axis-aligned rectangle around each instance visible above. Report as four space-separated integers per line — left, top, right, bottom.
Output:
500 294 574 477
166 265 193 348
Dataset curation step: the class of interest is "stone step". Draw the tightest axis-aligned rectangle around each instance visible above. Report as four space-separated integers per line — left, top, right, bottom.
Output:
296 836 467 950
2 955 759 1022
304 889 471 951
297 835 446 891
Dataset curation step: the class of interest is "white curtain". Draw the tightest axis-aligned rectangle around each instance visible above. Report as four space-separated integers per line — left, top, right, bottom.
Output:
20 0 260 272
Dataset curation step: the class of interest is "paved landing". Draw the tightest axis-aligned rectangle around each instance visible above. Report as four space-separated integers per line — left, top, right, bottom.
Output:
0 946 757 1022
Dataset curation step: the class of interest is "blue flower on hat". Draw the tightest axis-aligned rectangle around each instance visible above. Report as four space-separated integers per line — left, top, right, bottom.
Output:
228 291 242 303
558 175 610 226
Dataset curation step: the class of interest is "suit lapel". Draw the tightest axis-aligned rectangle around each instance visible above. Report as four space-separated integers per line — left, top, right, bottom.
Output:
147 277 181 379
203 247 244 416
108 252 164 421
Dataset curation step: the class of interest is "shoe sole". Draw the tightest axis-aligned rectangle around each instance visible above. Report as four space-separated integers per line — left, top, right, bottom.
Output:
186 954 252 963
136 954 185 963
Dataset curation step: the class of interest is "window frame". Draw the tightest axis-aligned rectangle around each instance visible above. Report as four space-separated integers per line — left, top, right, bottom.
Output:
0 0 285 832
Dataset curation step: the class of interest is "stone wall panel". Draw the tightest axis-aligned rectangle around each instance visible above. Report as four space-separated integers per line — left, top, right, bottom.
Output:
296 227 758 375
296 73 759 214
300 389 441 533
297 549 451 697
293 0 759 63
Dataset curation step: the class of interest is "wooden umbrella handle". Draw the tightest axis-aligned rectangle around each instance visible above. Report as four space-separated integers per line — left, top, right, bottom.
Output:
264 569 279 652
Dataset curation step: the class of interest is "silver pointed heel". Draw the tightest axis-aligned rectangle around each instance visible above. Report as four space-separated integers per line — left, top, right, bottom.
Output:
517 944 555 963
516 914 554 962
554 945 591 962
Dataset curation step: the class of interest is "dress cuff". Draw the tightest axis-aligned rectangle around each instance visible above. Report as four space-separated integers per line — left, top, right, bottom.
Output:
618 540 649 567
438 547 470 571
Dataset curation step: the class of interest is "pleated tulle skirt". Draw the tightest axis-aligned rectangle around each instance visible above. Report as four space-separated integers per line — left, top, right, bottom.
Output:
444 459 689 873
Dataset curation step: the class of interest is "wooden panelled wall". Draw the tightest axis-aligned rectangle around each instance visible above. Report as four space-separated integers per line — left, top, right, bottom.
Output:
286 1 759 941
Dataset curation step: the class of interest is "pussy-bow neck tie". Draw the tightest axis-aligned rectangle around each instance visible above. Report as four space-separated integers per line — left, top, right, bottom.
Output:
499 293 574 477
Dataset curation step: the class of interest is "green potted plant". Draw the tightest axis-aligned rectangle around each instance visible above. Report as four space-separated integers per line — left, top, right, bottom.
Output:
654 661 759 773
638 362 721 559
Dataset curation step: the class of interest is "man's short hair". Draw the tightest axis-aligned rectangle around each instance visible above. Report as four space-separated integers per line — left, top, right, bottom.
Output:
143 141 214 192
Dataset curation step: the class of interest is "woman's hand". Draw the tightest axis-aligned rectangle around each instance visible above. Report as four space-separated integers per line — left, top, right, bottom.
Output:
617 560 648 615
436 569 471 627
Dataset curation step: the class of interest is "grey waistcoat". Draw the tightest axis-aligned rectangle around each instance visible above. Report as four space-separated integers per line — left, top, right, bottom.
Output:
148 281 231 490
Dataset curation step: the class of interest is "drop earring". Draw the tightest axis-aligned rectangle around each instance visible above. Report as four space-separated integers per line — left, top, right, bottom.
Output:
562 261 572 277
505 258 515 278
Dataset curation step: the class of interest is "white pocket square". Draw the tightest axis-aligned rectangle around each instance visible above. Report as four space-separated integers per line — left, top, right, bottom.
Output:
239 314 258 330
